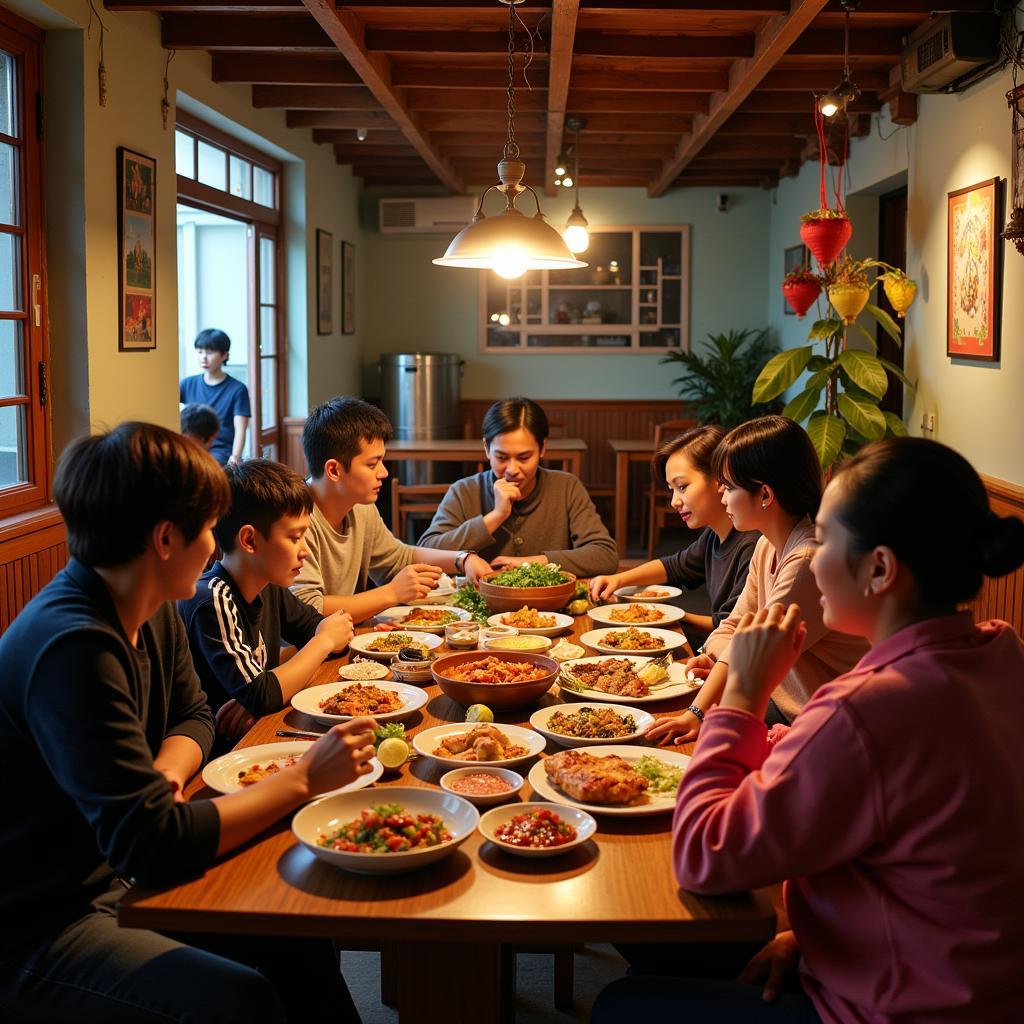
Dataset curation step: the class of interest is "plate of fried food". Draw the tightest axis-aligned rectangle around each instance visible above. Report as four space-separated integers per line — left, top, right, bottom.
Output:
202 741 384 797
349 630 443 661
613 584 683 603
529 703 654 748
412 722 546 768
375 606 473 634
487 607 574 636
528 746 690 816
291 681 429 726
587 602 685 627
557 654 700 704
579 626 687 656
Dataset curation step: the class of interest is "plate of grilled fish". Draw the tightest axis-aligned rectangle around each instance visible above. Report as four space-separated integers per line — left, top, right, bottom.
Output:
528 746 691 816
557 654 701 704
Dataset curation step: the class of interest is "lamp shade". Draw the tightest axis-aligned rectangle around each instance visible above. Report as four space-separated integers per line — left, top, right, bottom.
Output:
433 207 587 279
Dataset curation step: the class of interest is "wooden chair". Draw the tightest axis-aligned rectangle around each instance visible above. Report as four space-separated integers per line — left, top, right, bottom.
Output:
644 417 698 559
390 478 449 542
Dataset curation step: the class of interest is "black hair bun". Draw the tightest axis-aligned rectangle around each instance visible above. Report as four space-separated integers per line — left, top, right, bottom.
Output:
982 512 1024 578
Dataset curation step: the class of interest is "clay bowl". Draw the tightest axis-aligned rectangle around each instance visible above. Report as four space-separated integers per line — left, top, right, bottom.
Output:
477 571 577 613
431 650 559 710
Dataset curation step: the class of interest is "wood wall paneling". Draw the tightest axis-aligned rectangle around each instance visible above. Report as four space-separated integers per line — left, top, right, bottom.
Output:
968 475 1024 637
0 510 68 632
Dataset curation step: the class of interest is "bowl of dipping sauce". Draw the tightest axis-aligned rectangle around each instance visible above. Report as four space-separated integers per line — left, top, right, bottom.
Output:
445 622 480 649
480 624 518 645
440 766 524 806
483 633 553 654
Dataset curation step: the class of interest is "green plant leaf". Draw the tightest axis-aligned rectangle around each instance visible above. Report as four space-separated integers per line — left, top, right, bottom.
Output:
752 346 813 403
877 356 916 390
854 324 879 351
838 350 888 399
806 412 846 469
808 318 843 341
864 303 902 345
804 367 832 392
782 383 823 423
883 411 909 436
806 355 831 372
837 392 887 440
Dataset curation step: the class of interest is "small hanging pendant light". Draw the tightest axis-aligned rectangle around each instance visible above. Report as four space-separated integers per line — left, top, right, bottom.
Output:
562 116 590 255
818 1 861 120
434 0 586 279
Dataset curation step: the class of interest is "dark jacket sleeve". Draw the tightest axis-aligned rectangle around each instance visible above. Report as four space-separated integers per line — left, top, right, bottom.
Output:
278 585 323 649
187 587 284 717
712 536 758 627
165 606 216 759
661 529 710 590
26 634 220 887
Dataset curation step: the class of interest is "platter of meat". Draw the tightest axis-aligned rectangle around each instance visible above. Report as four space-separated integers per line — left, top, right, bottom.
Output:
557 655 701 704
412 722 546 768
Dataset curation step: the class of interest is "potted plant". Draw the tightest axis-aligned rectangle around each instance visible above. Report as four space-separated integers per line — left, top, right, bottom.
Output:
880 267 918 318
661 329 779 429
781 265 822 319
800 207 853 267
825 255 871 325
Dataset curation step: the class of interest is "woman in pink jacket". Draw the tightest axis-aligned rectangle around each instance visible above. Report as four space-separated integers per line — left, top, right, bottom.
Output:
595 437 1024 1023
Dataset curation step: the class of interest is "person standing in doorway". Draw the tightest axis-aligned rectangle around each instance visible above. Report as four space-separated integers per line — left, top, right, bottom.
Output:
179 328 251 466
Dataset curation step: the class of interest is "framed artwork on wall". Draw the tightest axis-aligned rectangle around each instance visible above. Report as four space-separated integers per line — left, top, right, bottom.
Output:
947 177 1003 362
783 243 810 316
117 147 156 351
316 228 333 335
341 240 355 334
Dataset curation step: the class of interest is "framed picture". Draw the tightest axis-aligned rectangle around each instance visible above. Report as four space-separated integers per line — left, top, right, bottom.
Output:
316 228 333 334
341 240 355 334
117 147 156 351
783 243 810 316
947 177 1003 362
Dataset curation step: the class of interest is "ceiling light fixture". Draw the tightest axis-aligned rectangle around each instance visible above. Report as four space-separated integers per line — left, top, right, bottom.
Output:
818 0 861 120
562 116 590 254
356 127 368 141
434 0 586 280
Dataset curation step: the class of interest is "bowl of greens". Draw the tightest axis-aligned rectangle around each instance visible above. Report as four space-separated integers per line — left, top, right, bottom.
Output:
478 563 577 612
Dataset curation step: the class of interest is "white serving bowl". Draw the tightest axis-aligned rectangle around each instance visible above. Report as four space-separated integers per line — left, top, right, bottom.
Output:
478 802 596 858
292 786 478 874
439 766 524 806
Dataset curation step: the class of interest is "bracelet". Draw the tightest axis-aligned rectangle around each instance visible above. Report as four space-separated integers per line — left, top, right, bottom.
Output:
686 703 705 723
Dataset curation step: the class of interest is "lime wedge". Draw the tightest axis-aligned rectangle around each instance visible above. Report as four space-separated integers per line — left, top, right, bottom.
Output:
376 737 410 769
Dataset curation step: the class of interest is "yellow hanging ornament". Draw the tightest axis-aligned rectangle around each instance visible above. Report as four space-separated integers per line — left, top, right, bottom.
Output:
827 283 870 325
881 272 917 319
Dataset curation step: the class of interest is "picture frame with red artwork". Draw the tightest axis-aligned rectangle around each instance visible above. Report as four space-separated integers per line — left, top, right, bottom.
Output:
117 147 157 351
947 176 1003 362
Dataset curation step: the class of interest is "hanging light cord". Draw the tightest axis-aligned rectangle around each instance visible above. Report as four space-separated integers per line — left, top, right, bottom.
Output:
504 0 519 160
574 125 581 204
842 7 851 81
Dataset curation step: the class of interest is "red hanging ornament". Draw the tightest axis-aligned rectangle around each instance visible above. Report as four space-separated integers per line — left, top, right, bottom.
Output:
782 277 822 318
799 103 852 267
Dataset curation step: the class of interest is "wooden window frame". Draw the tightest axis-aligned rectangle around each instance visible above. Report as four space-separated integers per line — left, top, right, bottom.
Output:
0 7 48 519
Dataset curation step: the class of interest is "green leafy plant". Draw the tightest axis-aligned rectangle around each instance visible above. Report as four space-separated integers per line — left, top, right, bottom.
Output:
661 329 780 429
754 258 914 470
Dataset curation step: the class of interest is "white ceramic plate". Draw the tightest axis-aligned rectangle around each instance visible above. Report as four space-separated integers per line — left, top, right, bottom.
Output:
202 741 383 797
528 745 691 816
529 702 655 747
478 802 597 858
408 574 458 606
375 606 472 634
293 786 478 874
486 610 575 637
291 681 429 726
557 655 700 704
349 630 444 661
614 585 683 602
439 766 525 806
412 722 546 769
580 626 687 657
587 603 685 628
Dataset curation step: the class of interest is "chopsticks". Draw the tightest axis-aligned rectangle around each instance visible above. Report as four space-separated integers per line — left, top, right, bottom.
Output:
275 729 323 740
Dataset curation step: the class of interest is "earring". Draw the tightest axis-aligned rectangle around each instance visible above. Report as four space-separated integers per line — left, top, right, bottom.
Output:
760 500 767 510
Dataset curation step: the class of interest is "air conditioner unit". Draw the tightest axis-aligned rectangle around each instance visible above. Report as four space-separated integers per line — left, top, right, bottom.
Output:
379 196 476 234
901 12 999 94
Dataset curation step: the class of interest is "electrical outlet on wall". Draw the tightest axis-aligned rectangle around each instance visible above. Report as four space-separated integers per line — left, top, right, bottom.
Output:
921 411 937 435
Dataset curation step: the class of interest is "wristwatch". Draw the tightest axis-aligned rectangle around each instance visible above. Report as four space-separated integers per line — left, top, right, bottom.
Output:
454 550 472 575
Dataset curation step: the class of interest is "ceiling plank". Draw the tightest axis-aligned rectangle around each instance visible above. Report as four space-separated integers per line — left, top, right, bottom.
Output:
417 111 694 134
161 14 334 50
760 68 888 91
108 0 302 9
567 92 710 114
212 54 362 85
313 127 402 143
788 29 903 57
285 109 397 128
649 0 830 196
300 0 461 192
405 88 547 112
741 90 880 112
570 68 729 92
545 1 580 198
251 85 381 110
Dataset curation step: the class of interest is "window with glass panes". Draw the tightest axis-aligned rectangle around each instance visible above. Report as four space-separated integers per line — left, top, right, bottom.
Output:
0 16 47 517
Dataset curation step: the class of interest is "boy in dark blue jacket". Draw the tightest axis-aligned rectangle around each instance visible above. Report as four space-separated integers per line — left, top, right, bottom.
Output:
0 422 372 1023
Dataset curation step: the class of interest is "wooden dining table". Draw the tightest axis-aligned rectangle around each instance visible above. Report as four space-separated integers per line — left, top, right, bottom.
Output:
387 437 588 479
118 609 776 1023
608 438 655 557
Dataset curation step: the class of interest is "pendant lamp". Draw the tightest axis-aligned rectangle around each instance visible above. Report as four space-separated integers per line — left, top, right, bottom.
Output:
818 1 861 120
434 0 586 279
562 116 590 255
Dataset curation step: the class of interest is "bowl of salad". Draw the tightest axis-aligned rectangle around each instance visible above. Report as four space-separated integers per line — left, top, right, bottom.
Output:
478 563 577 612
292 787 478 873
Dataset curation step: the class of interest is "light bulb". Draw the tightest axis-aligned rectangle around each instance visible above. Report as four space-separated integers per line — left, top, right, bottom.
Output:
555 163 567 177
493 250 528 279
818 93 840 118
490 312 500 322
562 175 573 188
563 223 590 254
356 127 368 142
498 312 511 326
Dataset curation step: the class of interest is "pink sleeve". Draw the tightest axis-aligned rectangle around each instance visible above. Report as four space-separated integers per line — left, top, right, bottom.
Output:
672 701 883 894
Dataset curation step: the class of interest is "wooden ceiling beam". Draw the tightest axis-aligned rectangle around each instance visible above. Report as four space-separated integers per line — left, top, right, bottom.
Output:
699 136 804 159
649 0 829 196
741 90 880 112
252 85 381 110
341 2 787 11
108 0 301 9
570 68 730 92
788 29 903 57
285 109 398 128
417 111 692 134
212 54 361 85
405 88 547 112
313 128 401 144
544 0 580 198
566 93 709 114
300 0 461 192
161 14 334 50
718 113 818 135
760 68 889 91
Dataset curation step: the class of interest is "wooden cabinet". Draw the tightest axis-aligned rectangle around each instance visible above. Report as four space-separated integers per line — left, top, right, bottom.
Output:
480 225 689 353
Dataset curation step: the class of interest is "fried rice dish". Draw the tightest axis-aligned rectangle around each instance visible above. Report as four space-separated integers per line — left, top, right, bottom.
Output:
601 627 665 651
608 604 664 623
546 706 638 739
318 684 405 717
444 655 549 684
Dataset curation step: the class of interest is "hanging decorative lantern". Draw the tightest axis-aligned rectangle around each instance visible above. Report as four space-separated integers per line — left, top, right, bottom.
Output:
1002 83 1024 255
881 270 918 318
801 213 853 267
781 268 822 318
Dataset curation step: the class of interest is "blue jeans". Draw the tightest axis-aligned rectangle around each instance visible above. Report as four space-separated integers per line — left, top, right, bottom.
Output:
0 882 360 1023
